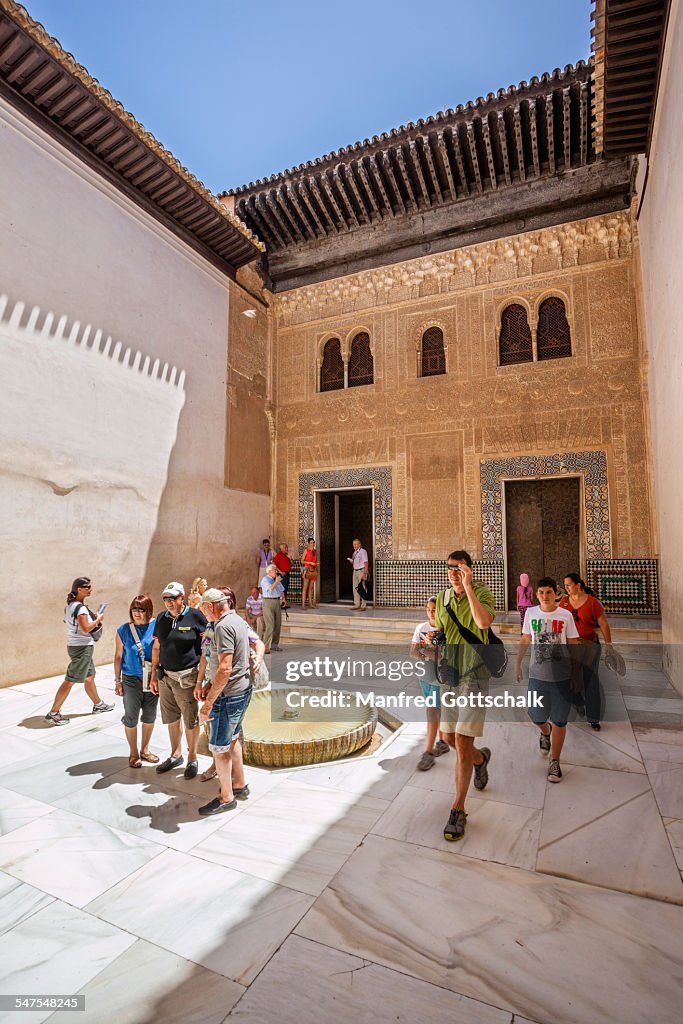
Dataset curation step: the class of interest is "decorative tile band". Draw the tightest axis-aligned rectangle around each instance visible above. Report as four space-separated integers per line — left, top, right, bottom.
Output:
586 559 659 615
283 559 659 615
298 465 393 557
374 559 506 608
480 450 611 560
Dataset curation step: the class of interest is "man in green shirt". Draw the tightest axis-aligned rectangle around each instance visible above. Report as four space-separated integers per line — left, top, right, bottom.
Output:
435 550 495 842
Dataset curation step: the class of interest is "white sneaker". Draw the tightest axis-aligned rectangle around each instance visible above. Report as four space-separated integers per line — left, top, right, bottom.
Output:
45 711 69 725
92 701 115 714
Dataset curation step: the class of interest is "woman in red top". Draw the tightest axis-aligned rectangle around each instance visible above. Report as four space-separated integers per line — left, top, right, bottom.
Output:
561 573 615 731
301 538 319 609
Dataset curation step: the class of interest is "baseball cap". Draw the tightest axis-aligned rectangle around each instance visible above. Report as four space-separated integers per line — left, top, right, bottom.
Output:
162 581 185 598
200 587 227 605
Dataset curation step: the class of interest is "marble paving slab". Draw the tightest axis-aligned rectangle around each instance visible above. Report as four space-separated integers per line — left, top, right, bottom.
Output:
193 779 388 895
0 787 54 838
45 938 245 1024
0 900 135 1024
635 726 683 764
644 760 683 818
556 721 644 773
0 734 128 803
370 785 541 870
54 772 248 853
0 808 162 907
227 933 511 1024
114 759 290 804
0 870 53 938
627 709 683 726
536 764 683 903
87 847 314 985
0 731 48 767
296 833 683 1024
624 695 683 715
291 733 423 801
408 722 548 809
664 819 683 873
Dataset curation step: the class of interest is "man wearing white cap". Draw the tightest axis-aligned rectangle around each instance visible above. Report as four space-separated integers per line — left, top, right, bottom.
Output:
150 581 207 778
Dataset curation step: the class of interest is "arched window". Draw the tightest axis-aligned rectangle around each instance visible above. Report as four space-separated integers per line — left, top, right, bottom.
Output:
537 297 571 360
420 326 446 377
348 331 374 387
320 338 344 392
498 304 533 366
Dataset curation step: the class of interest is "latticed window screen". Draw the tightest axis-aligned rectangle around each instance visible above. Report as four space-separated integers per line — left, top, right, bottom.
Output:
320 338 344 392
537 297 572 360
498 304 533 365
348 332 374 387
420 326 446 377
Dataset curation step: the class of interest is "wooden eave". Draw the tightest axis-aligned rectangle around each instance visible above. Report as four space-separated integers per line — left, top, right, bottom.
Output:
222 61 634 291
592 0 671 157
0 0 263 275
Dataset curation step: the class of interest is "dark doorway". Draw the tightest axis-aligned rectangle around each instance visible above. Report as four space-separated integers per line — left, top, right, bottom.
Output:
315 489 374 603
505 477 581 609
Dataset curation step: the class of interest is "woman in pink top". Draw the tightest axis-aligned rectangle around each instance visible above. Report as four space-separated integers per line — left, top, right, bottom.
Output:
301 538 319 609
516 573 533 631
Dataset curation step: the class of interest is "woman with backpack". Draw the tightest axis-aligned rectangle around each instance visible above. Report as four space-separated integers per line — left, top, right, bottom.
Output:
45 576 114 725
114 594 159 768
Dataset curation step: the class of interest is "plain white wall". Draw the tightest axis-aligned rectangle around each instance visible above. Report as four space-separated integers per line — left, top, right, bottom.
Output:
637 0 683 691
0 97 269 684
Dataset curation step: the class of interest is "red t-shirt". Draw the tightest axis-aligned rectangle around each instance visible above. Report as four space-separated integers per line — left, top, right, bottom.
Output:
273 551 292 573
559 594 605 641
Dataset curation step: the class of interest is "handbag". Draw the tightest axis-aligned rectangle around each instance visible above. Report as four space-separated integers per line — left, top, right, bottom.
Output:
442 589 508 679
356 577 373 602
250 652 270 691
74 603 102 642
129 622 153 691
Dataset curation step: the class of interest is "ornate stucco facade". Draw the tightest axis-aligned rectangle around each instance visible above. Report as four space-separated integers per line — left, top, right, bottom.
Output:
266 207 658 610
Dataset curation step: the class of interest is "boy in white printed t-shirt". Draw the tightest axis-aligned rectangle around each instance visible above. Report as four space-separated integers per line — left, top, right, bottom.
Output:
410 597 451 771
515 577 580 783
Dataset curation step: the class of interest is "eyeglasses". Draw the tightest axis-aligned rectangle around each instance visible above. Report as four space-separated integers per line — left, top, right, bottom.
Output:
81 584 92 589
131 607 146 613
446 564 464 571
163 595 180 601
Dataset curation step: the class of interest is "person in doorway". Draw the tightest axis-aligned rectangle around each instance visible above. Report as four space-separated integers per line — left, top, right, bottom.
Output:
515 577 581 782
410 597 450 771
301 537 318 609
260 563 285 653
114 595 159 767
150 581 206 778
348 538 369 610
197 587 253 815
435 551 495 842
516 572 534 631
256 539 273 581
46 577 114 724
273 543 292 607
560 573 614 731
245 586 264 639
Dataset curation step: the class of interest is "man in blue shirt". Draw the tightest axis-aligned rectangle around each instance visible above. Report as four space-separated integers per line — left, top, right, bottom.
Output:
260 564 285 654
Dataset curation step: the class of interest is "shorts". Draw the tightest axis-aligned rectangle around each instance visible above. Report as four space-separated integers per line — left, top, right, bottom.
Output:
439 680 488 738
208 688 252 753
65 645 95 683
527 678 573 728
418 680 441 708
121 675 159 728
159 669 199 729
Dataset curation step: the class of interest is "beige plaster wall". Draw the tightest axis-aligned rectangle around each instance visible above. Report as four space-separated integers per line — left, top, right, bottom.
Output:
272 210 656 568
0 97 268 685
637 0 683 689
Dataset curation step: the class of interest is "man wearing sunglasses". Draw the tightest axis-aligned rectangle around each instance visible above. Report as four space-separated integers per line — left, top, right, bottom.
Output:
435 550 496 842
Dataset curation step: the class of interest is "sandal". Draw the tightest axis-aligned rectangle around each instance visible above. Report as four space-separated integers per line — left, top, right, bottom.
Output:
140 751 160 764
129 756 142 769
199 767 218 782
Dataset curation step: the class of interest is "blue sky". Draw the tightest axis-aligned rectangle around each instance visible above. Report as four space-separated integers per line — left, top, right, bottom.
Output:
25 0 593 193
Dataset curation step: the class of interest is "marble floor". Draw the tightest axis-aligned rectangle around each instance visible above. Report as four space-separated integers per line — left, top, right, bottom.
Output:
0 660 682 1024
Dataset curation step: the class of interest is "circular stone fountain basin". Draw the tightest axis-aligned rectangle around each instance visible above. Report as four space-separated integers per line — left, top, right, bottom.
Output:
242 688 378 768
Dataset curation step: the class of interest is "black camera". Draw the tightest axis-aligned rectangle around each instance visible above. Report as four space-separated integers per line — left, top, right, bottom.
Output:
428 630 447 647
